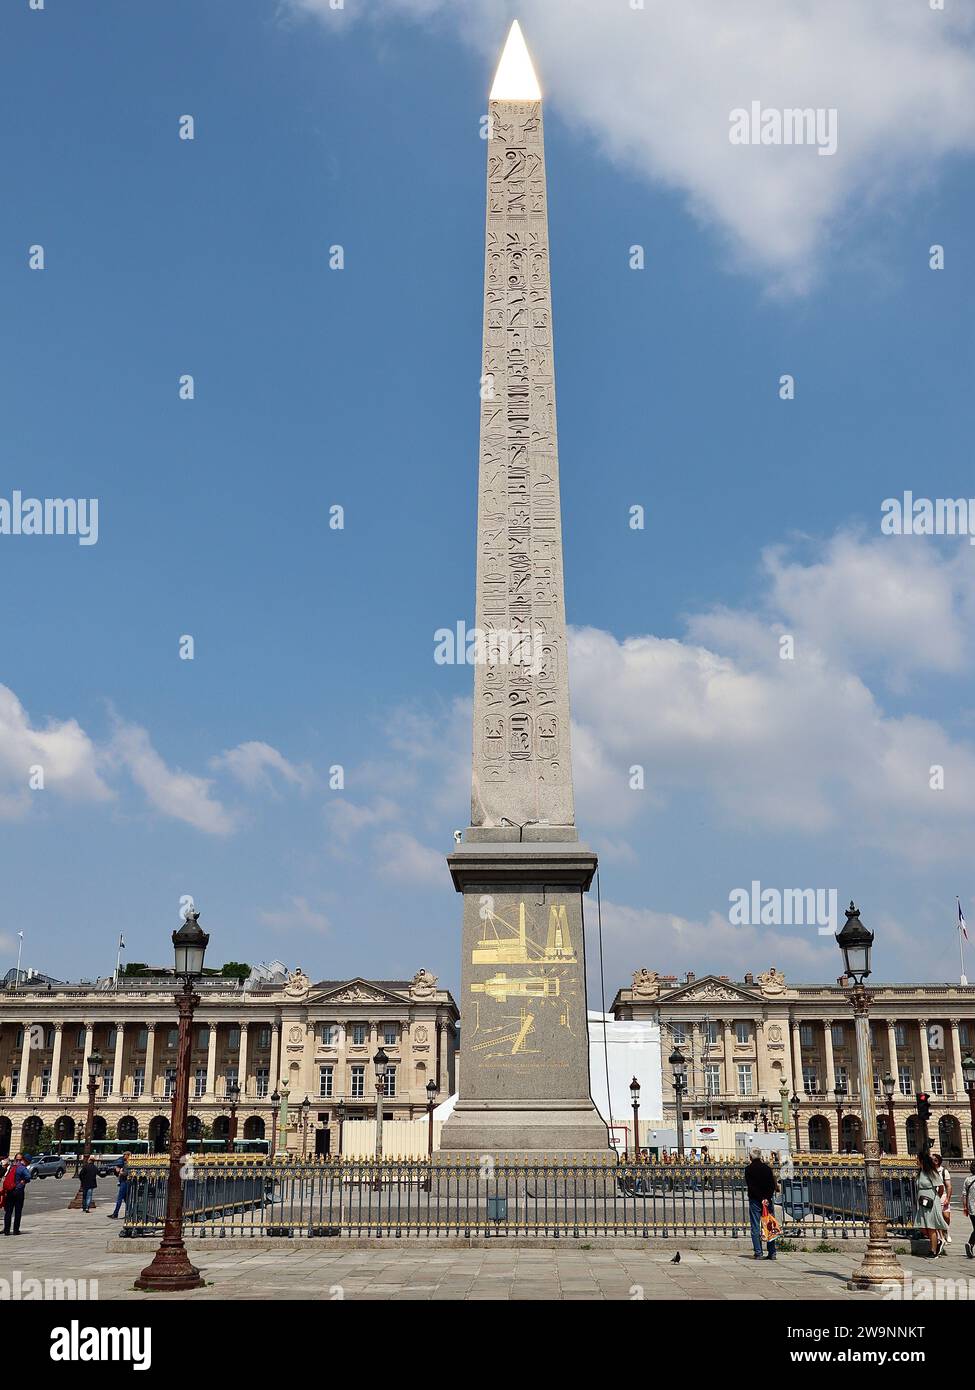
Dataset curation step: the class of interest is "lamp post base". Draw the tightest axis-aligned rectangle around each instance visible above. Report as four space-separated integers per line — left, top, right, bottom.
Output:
847 1242 906 1290
134 1242 204 1293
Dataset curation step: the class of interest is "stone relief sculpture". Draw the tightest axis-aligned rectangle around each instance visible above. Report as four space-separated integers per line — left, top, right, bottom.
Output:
409 969 438 999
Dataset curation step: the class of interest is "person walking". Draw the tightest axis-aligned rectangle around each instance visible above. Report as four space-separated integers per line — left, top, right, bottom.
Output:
77 1154 98 1213
915 1150 949 1257
932 1153 952 1242
962 1160 975 1260
106 1152 131 1220
2 1153 31 1235
745 1148 779 1260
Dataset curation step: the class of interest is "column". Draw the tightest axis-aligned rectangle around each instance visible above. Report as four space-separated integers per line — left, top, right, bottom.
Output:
437 1016 448 1094
887 1019 898 1086
50 1023 64 1100
144 1023 156 1099
112 1022 125 1098
18 1022 33 1097
723 1019 735 1098
822 1019 836 1094
917 1018 931 1093
791 1021 803 1092
206 1021 218 1098
269 1020 280 1091
949 1019 964 1100
81 1021 94 1090
238 1023 249 1097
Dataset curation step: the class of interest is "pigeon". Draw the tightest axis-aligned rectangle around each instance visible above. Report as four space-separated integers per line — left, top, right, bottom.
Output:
670 1252 681 1264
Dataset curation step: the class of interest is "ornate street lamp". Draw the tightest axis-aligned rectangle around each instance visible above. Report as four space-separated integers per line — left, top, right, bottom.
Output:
301 1095 311 1160
335 1101 346 1159
962 1054 975 1156
882 1072 897 1156
425 1078 438 1159
227 1080 241 1153
68 1048 103 1210
758 1096 769 1133
790 1092 802 1153
135 908 209 1292
630 1076 641 1161
372 1048 388 1191
833 1082 848 1153
834 902 903 1290
269 1089 280 1160
669 1047 687 1158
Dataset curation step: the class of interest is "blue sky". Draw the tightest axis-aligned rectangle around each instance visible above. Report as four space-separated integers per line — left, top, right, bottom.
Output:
2 0 974 995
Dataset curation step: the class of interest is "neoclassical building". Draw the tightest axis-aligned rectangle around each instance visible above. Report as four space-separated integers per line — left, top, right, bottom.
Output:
613 967 975 1157
0 966 458 1157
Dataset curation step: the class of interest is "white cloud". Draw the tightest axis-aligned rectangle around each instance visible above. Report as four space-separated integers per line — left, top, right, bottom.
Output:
112 723 236 836
570 535 975 860
211 740 310 793
0 683 112 817
598 900 828 988
258 895 330 934
287 0 975 291
379 829 444 886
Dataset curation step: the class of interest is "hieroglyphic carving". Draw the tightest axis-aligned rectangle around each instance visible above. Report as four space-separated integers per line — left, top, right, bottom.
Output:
472 96 574 831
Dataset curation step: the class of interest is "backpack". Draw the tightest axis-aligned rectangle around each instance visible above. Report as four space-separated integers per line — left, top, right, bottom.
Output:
2 1165 18 1193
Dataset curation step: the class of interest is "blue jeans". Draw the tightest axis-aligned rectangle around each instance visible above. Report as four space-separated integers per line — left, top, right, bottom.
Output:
112 1181 128 1217
82 1188 94 1212
749 1198 776 1257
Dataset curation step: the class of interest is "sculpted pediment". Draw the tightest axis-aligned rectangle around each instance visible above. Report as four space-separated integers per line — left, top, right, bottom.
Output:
311 979 405 1005
665 976 761 1003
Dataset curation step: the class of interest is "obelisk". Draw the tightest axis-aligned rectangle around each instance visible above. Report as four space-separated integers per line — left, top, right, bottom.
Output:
440 22 610 1158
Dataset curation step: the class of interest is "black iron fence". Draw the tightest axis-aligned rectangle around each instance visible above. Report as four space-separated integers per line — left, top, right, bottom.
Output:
121 1158 921 1240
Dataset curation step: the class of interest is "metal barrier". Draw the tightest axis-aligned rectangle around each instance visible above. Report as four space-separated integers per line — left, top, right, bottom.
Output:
121 1158 921 1240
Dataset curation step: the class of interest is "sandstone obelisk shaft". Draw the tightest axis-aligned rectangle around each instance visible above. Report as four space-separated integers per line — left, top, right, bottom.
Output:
471 24 574 837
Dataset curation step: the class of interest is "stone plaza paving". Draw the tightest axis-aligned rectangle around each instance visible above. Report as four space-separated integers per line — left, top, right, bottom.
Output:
3 1206 966 1300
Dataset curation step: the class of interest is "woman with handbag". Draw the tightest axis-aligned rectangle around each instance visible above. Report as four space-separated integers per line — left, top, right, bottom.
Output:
915 1150 949 1257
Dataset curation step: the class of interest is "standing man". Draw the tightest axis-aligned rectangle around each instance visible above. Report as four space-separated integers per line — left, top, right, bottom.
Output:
2 1153 31 1235
77 1154 98 1213
745 1148 779 1261
106 1152 131 1220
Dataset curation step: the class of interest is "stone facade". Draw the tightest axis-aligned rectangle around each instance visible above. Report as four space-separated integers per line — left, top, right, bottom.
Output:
613 968 975 1157
0 969 457 1157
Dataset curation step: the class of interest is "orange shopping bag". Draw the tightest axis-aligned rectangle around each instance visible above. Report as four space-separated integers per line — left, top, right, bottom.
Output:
761 1198 781 1241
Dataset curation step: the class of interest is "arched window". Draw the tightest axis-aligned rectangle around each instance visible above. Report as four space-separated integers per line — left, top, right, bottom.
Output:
905 1114 920 1155
117 1116 139 1141
937 1114 962 1159
807 1115 831 1153
243 1116 265 1140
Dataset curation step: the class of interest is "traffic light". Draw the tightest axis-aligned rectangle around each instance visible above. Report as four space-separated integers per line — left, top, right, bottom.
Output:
917 1092 931 1122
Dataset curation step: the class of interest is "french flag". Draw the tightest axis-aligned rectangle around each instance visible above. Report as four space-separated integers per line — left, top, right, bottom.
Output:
958 898 969 942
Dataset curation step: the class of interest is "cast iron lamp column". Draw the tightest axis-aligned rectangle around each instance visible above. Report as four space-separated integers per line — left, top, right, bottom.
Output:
790 1092 802 1153
335 1101 346 1158
882 1072 897 1156
833 1082 847 1154
269 1090 280 1159
227 1080 241 1154
669 1048 687 1158
68 1049 103 1210
963 1053 975 1156
301 1096 310 1160
630 1076 641 1160
425 1078 438 1158
836 901 903 1290
135 909 209 1292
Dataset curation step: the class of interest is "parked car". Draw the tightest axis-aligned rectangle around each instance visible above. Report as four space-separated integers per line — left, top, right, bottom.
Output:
94 1152 127 1177
27 1153 66 1179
